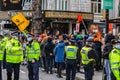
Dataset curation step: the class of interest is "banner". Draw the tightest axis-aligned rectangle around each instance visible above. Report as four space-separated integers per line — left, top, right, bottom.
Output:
76 23 80 33
11 12 30 32
108 23 113 33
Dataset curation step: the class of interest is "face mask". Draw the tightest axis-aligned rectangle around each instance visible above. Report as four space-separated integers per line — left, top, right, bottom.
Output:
28 37 32 42
14 37 18 40
93 30 98 33
115 45 120 49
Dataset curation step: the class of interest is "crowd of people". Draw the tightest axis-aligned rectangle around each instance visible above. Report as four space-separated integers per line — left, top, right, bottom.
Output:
0 29 120 80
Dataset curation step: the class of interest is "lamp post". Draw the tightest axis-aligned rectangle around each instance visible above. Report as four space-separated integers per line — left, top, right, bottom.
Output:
105 9 109 33
103 0 113 33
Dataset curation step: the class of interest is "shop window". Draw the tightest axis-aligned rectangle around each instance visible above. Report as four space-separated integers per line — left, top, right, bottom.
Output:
91 0 102 14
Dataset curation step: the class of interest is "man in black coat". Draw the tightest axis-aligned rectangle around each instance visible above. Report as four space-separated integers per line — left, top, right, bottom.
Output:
44 37 55 74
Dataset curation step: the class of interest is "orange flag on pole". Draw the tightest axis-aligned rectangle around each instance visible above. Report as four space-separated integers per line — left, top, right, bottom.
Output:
96 25 101 40
77 14 83 23
108 23 113 33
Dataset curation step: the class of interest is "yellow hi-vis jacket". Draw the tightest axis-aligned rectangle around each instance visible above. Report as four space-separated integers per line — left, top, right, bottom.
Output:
109 48 120 80
6 38 23 63
0 39 5 61
81 46 95 65
65 46 78 60
26 41 41 61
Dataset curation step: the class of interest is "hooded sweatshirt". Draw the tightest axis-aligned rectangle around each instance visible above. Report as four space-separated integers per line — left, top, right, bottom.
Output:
54 40 65 62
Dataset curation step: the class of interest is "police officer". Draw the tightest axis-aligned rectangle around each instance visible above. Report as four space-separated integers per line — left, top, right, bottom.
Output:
0 35 4 80
109 40 120 80
81 38 97 80
26 34 41 80
5 31 23 80
65 39 78 80
2 32 10 69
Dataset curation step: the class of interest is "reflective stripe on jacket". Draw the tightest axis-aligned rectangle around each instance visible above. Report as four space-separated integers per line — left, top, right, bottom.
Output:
109 48 120 80
26 41 41 61
65 46 78 60
0 40 5 61
6 38 23 63
81 46 94 65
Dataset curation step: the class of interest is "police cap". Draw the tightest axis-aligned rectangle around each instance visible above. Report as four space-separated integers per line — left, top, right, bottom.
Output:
27 33 34 38
86 38 94 42
11 31 20 36
69 38 76 43
115 39 120 43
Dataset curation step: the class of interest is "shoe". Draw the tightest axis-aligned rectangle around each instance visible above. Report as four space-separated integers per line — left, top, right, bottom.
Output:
56 74 59 77
56 74 63 78
59 76 63 78
50 72 53 74
46 71 49 74
50 70 53 74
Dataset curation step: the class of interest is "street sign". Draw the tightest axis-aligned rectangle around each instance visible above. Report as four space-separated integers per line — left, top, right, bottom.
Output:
11 12 30 32
103 0 113 9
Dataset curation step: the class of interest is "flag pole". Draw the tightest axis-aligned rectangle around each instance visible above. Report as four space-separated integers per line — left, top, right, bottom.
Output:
82 20 88 34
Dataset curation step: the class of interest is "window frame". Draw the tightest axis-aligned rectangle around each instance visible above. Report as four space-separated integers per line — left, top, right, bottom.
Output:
91 0 102 14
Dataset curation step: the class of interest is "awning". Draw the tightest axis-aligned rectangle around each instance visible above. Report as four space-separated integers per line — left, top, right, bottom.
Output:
100 18 120 23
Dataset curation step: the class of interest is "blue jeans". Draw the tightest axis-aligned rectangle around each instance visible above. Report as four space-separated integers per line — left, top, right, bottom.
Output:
0 61 2 80
83 65 94 80
66 60 76 80
104 59 111 80
6 62 20 80
27 61 39 80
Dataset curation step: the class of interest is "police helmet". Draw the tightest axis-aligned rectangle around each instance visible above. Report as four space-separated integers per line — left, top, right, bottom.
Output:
27 33 34 38
86 38 94 42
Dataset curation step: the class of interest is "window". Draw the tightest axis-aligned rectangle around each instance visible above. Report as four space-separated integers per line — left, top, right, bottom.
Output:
65 0 68 10
55 0 57 10
54 0 68 11
91 0 102 14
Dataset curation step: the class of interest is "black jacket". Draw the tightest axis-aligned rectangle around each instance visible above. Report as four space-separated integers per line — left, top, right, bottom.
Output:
44 41 55 59
102 43 113 59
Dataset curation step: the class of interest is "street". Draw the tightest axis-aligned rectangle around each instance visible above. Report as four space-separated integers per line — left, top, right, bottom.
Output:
2 65 102 80
2 65 65 80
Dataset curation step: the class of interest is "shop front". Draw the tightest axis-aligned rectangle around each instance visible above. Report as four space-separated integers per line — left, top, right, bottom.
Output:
43 10 94 34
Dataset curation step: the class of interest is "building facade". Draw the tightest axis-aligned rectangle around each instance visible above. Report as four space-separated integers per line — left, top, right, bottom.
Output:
109 0 120 35
41 0 93 34
42 0 91 12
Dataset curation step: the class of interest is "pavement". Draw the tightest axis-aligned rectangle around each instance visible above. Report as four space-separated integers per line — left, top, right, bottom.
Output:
2 65 103 80
75 70 103 80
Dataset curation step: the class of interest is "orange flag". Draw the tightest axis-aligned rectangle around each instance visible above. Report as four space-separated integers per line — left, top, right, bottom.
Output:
108 23 113 33
77 14 83 23
96 25 101 39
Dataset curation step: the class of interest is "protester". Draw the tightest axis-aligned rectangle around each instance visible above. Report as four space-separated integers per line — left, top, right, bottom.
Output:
54 35 65 78
44 37 55 74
